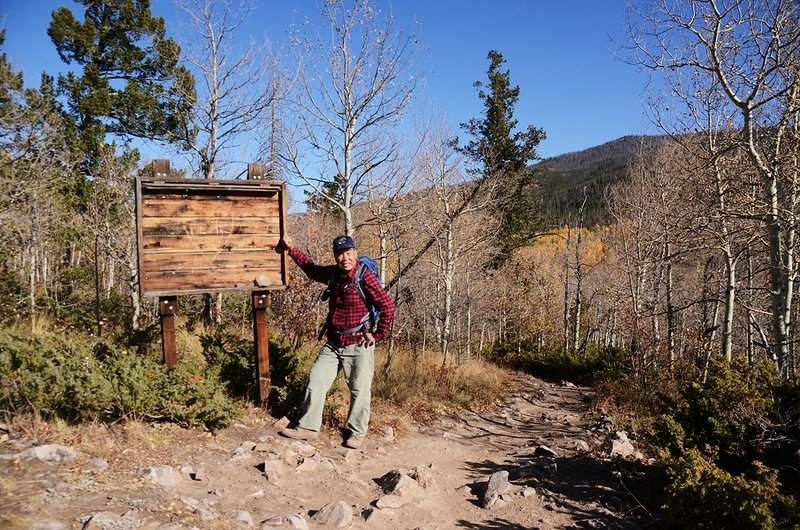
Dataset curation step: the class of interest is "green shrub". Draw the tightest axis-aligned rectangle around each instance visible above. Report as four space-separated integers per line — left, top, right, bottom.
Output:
200 329 258 399
159 357 242 430
662 448 787 529
493 345 630 385
0 329 242 430
676 357 777 456
0 332 114 421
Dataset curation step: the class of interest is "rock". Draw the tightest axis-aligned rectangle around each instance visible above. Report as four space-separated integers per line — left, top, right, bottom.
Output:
296 453 322 472
273 417 290 430
254 443 271 452
139 465 182 486
195 507 216 521
82 458 108 473
609 431 636 459
383 426 395 442
375 494 414 508
482 470 510 508
377 470 424 497
31 522 67 530
532 445 557 458
19 444 82 462
575 440 591 453
288 441 316 457
311 500 353 529
532 457 558 475
260 513 308 529
232 510 254 526
231 441 257 461
190 467 206 481
520 486 537 498
410 463 434 489
81 510 146 529
81 511 122 529
560 380 575 388
245 487 265 500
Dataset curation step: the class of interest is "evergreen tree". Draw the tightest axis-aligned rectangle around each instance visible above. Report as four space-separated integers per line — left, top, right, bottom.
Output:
461 50 546 264
48 0 195 170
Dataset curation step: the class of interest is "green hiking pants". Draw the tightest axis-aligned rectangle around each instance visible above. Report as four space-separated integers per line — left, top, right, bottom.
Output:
297 341 375 436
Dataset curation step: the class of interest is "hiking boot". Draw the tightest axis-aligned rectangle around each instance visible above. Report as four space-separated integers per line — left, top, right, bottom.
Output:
279 427 319 441
344 434 364 449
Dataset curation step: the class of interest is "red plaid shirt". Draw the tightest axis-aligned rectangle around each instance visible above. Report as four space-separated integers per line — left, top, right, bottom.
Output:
289 247 396 346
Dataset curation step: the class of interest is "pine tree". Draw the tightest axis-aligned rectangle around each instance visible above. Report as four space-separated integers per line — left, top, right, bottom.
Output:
461 50 546 264
48 0 195 170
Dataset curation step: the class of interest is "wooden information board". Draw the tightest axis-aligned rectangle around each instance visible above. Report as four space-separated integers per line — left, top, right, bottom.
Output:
136 177 289 297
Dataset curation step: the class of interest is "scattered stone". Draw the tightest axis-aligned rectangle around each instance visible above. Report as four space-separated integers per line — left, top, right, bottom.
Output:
575 440 591 453
311 500 353 529
81 511 122 529
377 470 424 497
82 458 109 473
180 497 200 508
383 426 395 442
560 381 575 388
532 457 558 475
482 470 510 508
31 522 66 530
520 486 537 498
260 513 309 529
375 494 414 508
273 417 291 430
190 467 206 482
195 507 216 521
18 444 82 462
231 441 257 461
410 463 434 489
296 453 322 472
609 431 636 459
244 487 265 500
288 441 316 457
254 443 271 452
232 510 254 526
258 434 275 443
234 421 248 429
532 445 557 458
139 465 182 486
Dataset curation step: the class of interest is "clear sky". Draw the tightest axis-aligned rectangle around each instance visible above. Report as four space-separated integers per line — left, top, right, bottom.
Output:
1 0 652 159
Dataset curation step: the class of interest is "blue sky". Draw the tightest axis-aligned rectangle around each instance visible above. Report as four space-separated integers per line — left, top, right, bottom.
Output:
1 0 652 159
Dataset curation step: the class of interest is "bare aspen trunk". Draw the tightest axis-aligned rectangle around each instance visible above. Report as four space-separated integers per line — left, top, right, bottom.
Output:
29 248 36 333
127 254 141 330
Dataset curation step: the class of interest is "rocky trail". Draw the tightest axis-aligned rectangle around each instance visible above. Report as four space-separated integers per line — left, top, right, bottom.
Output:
1 373 656 529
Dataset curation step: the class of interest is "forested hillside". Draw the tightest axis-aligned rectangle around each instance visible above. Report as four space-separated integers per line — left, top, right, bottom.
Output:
533 135 667 226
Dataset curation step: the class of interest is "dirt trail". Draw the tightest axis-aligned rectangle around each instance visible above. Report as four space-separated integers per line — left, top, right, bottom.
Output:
1 373 652 529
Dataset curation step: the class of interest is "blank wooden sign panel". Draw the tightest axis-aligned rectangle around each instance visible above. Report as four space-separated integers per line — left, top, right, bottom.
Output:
136 178 288 297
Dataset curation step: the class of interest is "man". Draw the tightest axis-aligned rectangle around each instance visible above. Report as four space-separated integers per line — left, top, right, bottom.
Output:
278 234 396 449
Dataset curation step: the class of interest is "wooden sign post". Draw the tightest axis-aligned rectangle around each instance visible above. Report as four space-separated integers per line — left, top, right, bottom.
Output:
136 160 288 403
248 162 271 403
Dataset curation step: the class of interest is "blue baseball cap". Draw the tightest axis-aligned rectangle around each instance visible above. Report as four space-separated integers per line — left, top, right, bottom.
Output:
332 235 356 253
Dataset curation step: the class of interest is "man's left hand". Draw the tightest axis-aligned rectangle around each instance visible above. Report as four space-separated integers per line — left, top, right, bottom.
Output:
359 331 376 347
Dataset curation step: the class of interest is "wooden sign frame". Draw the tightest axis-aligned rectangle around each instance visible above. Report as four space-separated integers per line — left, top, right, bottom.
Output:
135 176 289 297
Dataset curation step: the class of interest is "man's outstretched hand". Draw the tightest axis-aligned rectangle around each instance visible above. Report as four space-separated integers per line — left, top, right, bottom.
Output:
278 235 294 252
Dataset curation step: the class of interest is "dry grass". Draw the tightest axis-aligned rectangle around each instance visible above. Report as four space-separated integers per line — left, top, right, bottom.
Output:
372 348 515 423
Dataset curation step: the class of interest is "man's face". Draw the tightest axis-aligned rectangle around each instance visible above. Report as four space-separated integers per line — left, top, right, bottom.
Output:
334 247 358 272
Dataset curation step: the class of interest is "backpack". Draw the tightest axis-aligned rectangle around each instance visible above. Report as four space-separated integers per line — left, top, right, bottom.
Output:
319 256 383 338
353 256 382 332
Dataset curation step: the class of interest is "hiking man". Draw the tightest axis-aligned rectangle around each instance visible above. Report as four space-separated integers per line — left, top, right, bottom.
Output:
278 234 396 449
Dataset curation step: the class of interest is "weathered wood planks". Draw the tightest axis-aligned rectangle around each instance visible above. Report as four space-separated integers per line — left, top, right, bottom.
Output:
136 177 289 296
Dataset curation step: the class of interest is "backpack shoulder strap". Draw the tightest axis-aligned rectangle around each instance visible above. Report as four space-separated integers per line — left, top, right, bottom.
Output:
354 262 369 304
